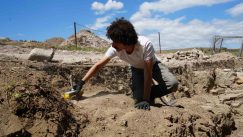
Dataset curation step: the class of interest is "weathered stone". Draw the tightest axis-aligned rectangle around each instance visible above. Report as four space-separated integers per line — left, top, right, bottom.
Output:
210 88 225 95
235 76 243 84
28 48 54 62
219 92 243 104
215 69 237 88
192 71 215 94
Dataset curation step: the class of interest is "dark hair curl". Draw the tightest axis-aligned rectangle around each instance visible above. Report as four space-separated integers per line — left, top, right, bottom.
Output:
106 17 138 46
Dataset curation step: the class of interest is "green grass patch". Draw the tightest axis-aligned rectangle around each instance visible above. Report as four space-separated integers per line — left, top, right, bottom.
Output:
55 45 108 53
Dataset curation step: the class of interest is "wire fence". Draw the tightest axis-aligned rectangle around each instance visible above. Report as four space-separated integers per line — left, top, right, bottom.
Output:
212 35 243 57
73 21 243 57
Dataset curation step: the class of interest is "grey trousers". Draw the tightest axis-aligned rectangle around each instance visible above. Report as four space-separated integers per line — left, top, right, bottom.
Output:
131 61 178 103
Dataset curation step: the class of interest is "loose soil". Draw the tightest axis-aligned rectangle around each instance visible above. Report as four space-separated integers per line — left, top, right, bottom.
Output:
0 45 243 137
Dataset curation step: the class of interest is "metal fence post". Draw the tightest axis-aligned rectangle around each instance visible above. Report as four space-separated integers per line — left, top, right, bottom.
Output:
74 22 78 48
239 40 243 57
158 32 161 53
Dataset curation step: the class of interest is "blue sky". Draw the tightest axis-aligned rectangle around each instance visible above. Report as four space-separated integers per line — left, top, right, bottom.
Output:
0 0 243 49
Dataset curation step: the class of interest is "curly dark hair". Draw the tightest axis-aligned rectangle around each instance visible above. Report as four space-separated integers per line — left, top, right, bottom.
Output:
106 17 138 46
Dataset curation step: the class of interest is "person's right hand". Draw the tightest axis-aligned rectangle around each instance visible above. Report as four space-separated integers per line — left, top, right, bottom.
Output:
73 80 85 94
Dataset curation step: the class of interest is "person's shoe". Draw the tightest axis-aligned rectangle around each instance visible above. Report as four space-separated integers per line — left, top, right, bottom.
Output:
160 96 176 106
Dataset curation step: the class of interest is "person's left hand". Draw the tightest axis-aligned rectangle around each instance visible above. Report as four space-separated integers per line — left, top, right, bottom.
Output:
134 101 150 110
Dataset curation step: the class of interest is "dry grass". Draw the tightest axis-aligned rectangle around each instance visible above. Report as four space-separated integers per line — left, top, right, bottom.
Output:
0 40 240 56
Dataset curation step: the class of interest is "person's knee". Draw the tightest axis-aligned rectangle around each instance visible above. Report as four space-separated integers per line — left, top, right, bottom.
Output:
168 77 179 92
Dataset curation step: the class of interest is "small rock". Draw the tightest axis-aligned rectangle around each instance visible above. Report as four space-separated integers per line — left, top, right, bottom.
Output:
231 101 243 108
120 120 128 127
118 85 124 91
28 48 54 62
223 69 231 72
235 78 243 84
111 114 117 120
201 105 213 111
210 89 225 95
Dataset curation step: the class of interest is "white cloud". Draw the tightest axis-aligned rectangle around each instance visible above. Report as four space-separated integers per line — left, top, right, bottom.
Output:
89 0 243 49
227 2 243 16
129 0 243 49
91 0 124 14
131 0 231 21
90 16 112 30
132 17 243 49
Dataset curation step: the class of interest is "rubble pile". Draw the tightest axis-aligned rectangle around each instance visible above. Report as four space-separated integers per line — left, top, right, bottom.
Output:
166 49 210 61
61 29 110 48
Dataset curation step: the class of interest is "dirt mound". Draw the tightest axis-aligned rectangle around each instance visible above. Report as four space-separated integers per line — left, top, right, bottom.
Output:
61 29 110 47
0 56 80 136
45 37 65 46
70 93 236 137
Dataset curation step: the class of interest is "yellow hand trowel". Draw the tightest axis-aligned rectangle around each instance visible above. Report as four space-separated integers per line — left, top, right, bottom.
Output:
63 75 83 100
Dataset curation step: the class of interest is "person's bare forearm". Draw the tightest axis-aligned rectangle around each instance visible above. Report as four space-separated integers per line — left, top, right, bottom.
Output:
143 71 152 101
82 56 110 82
82 64 101 82
143 59 153 101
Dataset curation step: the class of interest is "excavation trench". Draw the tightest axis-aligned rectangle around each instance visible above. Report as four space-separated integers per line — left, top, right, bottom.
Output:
0 55 243 137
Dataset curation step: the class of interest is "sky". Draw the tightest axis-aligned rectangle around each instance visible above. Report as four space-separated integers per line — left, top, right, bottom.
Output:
1 0 243 49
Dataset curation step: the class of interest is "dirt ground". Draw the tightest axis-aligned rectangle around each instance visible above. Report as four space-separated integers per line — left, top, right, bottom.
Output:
0 45 243 137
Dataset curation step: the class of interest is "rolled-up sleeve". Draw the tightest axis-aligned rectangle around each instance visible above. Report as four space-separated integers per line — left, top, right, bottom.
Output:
105 47 117 59
143 42 155 61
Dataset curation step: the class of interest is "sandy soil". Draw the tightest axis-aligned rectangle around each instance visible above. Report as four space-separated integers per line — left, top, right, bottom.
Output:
0 45 242 136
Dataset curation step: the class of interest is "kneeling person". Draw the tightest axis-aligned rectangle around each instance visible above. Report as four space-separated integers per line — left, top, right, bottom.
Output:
74 18 178 110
